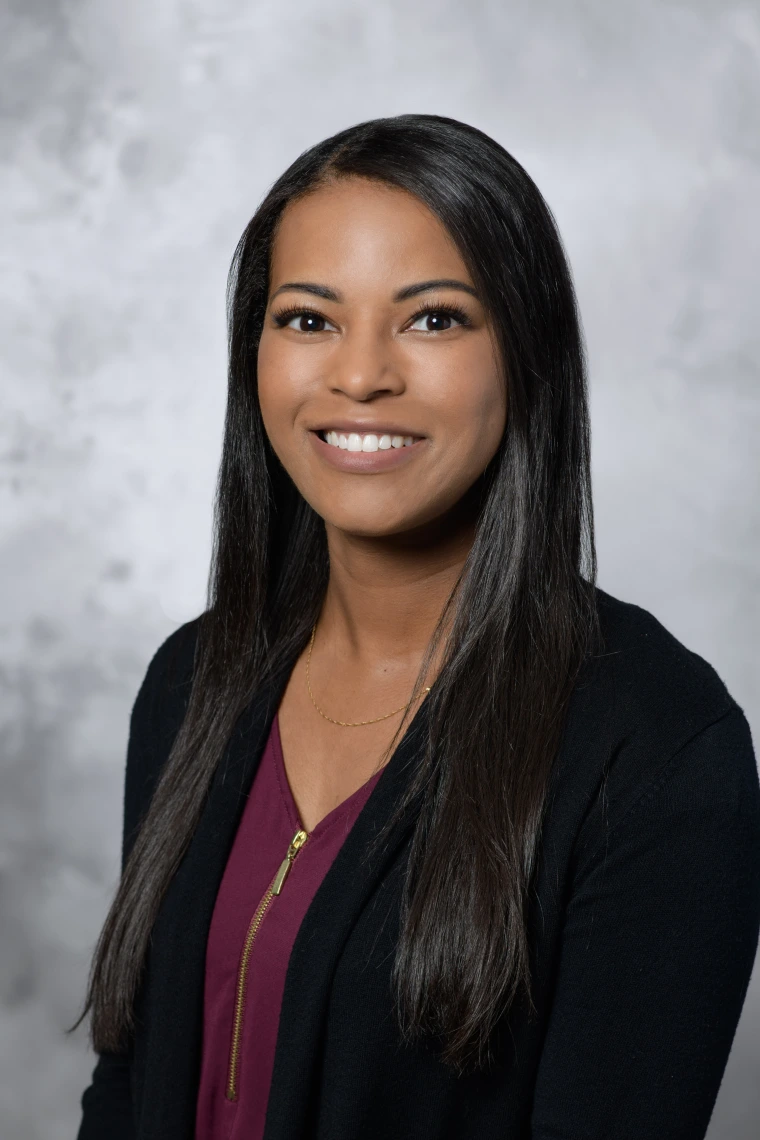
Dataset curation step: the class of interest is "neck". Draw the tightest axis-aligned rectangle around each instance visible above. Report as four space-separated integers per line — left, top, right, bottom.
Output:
319 504 476 666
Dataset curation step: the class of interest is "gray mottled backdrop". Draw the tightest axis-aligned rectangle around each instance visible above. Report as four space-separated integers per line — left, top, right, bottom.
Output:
1 1 758 1136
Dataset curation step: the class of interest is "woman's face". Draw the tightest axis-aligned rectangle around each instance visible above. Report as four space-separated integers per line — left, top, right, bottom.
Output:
257 177 506 539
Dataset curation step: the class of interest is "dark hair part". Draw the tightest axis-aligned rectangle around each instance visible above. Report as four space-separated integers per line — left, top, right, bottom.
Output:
83 114 600 1072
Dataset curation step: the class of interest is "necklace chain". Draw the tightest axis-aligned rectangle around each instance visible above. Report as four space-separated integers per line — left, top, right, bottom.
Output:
305 623 431 728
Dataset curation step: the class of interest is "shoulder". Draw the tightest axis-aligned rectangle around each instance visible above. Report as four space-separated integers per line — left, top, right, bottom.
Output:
131 615 203 738
570 587 758 838
592 585 740 748
138 615 200 702
121 617 203 863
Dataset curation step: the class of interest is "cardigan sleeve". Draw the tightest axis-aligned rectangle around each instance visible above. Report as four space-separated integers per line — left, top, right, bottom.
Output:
77 1052 135 1140
531 703 760 1140
77 650 165 1140
77 620 200 1139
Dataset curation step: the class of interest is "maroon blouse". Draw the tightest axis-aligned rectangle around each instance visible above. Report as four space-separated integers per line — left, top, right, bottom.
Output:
194 714 382 1140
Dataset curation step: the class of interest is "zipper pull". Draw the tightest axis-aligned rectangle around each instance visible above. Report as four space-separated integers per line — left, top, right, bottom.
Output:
271 828 308 895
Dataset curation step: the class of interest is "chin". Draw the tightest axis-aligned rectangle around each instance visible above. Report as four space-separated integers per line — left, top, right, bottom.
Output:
304 483 466 540
321 499 461 542
323 516 417 540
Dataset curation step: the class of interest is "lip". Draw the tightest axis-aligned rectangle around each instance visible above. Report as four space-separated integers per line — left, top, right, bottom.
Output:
308 429 426 473
310 420 424 439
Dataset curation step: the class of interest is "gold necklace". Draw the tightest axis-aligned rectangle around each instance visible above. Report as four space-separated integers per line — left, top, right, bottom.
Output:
305 623 431 728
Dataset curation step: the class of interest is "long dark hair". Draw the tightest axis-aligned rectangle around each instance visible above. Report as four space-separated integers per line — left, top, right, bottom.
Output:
84 114 600 1072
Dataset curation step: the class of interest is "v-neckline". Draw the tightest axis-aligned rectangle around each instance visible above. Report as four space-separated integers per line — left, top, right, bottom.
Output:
135 664 432 1139
269 712 384 840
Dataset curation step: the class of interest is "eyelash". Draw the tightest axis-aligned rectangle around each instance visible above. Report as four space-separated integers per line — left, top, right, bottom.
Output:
272 304 326 329
271 301 473 330
408 301 472 329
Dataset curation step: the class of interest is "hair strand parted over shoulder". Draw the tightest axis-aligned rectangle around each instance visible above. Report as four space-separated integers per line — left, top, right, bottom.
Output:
81 114 600 1074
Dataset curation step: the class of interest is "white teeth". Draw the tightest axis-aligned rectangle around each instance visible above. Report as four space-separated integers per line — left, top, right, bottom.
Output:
321 430 417 451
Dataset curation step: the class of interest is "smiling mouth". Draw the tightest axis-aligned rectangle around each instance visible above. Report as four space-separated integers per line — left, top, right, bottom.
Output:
318 430 419 453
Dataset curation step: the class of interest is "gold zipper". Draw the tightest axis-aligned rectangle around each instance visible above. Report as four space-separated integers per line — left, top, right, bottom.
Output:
226 827 308 1101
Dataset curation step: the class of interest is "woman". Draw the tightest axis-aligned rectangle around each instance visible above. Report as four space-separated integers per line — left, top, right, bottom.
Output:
77 115 760 1140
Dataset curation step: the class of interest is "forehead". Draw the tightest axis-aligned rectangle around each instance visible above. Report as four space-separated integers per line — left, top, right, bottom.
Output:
269 177 472 290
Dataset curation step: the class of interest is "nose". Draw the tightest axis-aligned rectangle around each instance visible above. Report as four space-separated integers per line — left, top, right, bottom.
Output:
328 324 405 402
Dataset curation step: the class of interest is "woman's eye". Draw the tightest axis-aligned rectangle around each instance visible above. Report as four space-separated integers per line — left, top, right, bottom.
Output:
281 312 334 333
408 310 462 333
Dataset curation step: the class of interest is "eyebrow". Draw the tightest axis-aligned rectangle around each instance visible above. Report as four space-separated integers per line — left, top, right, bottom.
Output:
270 282 340 302
393 278 479 301
269 278 479 304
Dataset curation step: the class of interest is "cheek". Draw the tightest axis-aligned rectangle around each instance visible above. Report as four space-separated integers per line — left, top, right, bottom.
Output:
256 335 304 451
432 350 506 471
256 337 277 419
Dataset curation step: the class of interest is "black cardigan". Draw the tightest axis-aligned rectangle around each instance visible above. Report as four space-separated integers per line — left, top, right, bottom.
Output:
78 588 760 1140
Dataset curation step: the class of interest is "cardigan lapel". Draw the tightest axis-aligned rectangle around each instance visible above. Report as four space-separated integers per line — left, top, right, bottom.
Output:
134 670 289 1140
262 705 430 1140
134 671 429 1140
